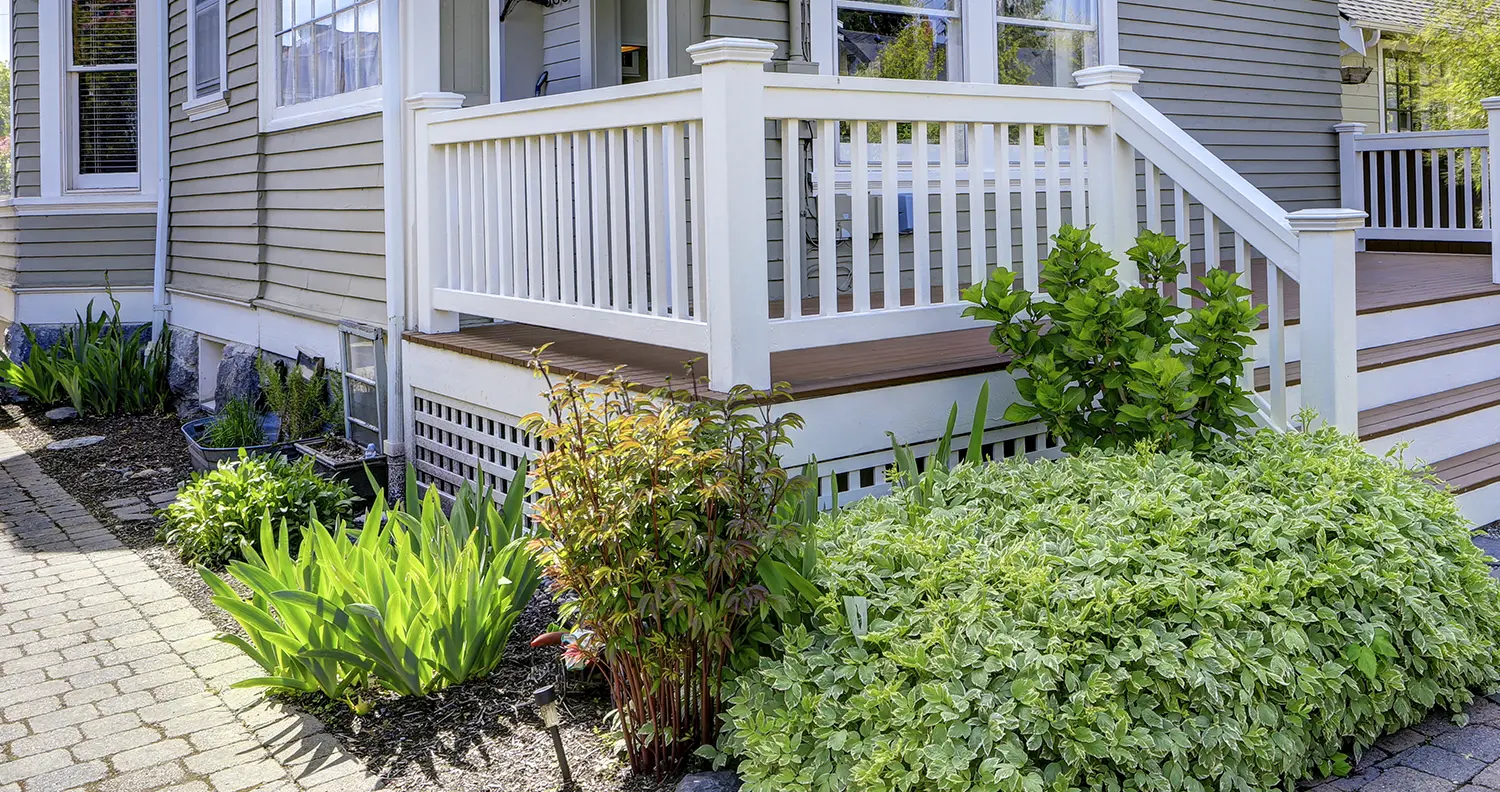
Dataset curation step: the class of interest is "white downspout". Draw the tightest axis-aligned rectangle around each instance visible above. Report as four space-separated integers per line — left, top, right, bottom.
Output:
381 0 407 458
150 0 170 342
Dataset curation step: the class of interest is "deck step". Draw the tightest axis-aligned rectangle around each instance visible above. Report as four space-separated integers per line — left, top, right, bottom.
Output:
1431 443 1500 495
1360 377 1500 443
1257 323 1500 391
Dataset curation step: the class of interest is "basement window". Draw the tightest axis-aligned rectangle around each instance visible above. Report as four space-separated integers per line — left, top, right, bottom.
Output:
338 322 386 450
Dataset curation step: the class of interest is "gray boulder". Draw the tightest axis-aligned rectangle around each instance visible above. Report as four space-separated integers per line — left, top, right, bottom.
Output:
215 343 262 407
676 772 743 792
167 329 200 406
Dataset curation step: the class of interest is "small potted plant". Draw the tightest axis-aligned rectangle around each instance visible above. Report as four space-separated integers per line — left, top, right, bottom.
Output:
293 433 388 505
257 356 343 446
181 398 284 472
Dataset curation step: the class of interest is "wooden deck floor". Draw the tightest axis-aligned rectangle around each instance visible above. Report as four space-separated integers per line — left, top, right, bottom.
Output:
408 252 1495 398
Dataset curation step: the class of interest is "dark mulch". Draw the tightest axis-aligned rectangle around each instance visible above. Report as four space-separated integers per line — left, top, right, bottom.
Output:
0 403 691 792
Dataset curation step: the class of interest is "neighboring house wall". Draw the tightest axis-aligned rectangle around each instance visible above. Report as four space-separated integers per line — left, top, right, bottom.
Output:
1342 50 1382 129
166 0 387 347
1119 0 1344 212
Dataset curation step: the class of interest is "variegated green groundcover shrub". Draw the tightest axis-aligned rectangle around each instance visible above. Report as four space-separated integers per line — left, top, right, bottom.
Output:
718 427 1500 792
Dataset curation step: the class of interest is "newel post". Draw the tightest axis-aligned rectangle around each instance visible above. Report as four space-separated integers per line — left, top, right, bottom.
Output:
1334 122 1367 252
689 38 777 391
1483 98 1500 284
406 92 467 334
1076 65 1145 284
1288 208 1367 434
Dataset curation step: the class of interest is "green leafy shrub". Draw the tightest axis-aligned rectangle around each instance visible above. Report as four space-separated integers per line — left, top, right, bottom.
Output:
720 428 1500 792
0 298 171 416
198 467 540 704
256 356 341 443
521 358 815 774
159 451 355 565
200 398 267 449
962 225 1261 453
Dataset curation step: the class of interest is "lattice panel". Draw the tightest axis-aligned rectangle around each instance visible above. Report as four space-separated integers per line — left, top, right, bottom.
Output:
810 423 1061 509
410 390 544 504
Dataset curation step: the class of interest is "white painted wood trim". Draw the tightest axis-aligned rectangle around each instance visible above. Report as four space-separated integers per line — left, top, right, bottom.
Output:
768 304 972 352
185 0 229 111
1354 130 1488 151
431 289 711 351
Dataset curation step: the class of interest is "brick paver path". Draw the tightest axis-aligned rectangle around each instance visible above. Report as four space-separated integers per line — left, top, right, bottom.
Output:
0 432 379 792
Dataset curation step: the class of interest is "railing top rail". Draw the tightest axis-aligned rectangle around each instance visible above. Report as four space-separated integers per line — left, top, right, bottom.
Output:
1109 91 1302 278
762 72 1112 126
1354 128 1489 151
424 75 706 145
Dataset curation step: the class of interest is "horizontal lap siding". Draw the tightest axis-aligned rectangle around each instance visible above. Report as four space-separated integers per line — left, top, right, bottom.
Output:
168 0 261 302
543 4 582 95
1119 0 1343 212
706 0 789 58
260 117 385 323
9 213 156 288
1341 52 1381 129
12 0 40 198
167 0 386 323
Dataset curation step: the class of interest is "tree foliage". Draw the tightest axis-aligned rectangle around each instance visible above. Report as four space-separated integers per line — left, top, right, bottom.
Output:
1412 0 1500 129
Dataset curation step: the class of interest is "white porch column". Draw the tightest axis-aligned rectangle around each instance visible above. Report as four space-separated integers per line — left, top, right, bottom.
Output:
1335 122 1367 252
407 92 468 335
1483 98 1500 284
1288 208 1367 434
689 39 776 392
1076 65 1144 284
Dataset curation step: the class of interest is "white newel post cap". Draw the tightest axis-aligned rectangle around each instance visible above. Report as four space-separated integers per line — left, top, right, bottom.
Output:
1334 122 1367 134
1287 208 1369 232
1481 97 1500 112
406 92 466 111
1073 65 1143 91
688 38 779 67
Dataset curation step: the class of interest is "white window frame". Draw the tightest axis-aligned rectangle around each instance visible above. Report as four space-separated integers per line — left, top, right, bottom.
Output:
185 0 229 120
257 1 384 133
813 0 1118 85
37 0 161 200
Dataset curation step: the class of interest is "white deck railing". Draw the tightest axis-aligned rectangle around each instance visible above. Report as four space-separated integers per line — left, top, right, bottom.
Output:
410 38 1369 433
1337 102 1500 283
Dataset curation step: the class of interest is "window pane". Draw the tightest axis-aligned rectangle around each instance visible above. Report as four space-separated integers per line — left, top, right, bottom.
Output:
847 0 956 11
347 379 380 431
1000 0 1095 25
998 24 1096 86
278 0 381 107
193 1 221 95
77 70 138 174
839 11 958 81
72 0 137 67
345 336 378 380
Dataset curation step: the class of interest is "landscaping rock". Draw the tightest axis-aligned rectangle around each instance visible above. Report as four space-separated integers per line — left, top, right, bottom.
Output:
215 343 261 408
166 329 199 408
44 407 78 422
676 772 743 792
46 436 106 451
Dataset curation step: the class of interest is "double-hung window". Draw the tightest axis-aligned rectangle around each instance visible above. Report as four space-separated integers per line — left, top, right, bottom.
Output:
274 0 383 112
997 0 1099 87
186 0 227 116
69 0 139 190
837 0 964 81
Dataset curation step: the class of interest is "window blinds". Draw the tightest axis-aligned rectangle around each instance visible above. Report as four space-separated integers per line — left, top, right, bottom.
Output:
71 0 138 177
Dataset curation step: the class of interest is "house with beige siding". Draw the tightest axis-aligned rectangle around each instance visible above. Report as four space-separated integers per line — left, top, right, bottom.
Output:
7 0 1500 523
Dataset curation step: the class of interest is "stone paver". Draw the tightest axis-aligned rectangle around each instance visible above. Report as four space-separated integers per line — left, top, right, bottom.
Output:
0 431 379 792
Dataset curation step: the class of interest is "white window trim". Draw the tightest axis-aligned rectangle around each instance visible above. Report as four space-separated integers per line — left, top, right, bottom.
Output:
37 0 161 200
256 1 384 133
812 0 1119 84
185 0 230 121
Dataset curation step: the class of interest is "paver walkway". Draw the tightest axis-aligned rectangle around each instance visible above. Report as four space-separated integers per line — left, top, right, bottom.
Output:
0 431 379 792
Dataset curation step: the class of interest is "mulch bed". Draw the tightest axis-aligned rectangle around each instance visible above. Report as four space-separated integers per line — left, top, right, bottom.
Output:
0 403 691 792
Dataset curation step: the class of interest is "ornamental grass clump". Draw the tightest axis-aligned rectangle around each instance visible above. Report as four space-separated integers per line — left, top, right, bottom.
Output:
521 357 816 775
720 426 1500 792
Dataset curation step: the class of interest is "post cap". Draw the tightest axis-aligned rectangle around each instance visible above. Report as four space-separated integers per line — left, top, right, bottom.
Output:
688 38 779 66
406 92 467 111
1333 122 1368 134
1287 208 1368 232
1481 96 1500 112
1073 65 1144 91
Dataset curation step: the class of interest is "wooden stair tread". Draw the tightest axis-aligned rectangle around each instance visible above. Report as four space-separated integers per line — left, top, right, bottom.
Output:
1429 442 1500 493
1256 323 1500 391
1359 377 1500 441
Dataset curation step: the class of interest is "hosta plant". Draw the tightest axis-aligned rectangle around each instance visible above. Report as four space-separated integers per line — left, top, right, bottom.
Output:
521 357 815 775
962 225 1261 452
199 466 540 704
719 426 1500 792
159 451 355 565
